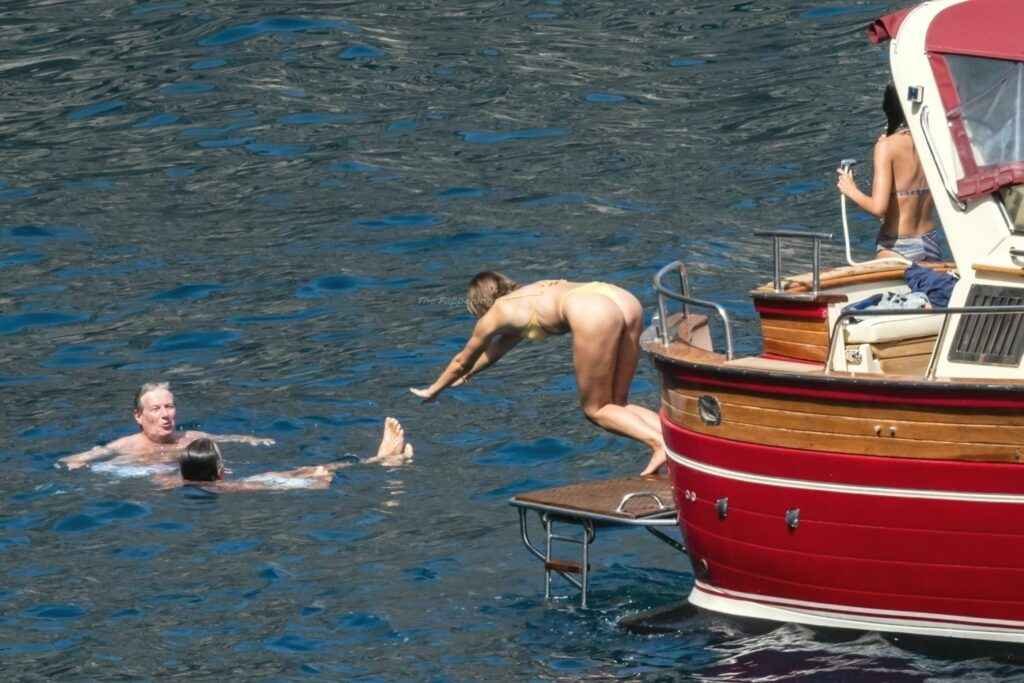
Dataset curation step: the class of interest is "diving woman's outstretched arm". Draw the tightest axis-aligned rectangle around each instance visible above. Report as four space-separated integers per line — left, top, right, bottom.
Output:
411 309 510 401
452 333 522 386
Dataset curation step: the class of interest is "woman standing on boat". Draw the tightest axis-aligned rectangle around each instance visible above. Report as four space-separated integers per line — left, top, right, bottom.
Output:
836 83 940 262
411 272 667 475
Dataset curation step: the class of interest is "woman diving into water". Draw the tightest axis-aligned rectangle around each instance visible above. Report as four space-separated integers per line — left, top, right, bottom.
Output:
411 272 667 475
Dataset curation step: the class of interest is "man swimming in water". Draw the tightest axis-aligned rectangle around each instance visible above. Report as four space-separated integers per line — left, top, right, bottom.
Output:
59 381 275 471
154 419 413 492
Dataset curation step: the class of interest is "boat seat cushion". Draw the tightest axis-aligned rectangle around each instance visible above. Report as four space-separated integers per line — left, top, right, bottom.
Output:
843 314 943 345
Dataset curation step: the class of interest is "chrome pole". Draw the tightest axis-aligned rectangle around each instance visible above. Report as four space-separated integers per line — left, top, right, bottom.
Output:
772 236 782 291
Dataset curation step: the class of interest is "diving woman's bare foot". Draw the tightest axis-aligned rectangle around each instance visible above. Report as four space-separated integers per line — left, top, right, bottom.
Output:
641 447 667 476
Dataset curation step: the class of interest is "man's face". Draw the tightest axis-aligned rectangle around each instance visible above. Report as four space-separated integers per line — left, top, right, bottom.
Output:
134 388 177 443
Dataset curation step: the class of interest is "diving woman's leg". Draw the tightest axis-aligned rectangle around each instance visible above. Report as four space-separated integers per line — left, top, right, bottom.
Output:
572 308 666 471
609 295 666 473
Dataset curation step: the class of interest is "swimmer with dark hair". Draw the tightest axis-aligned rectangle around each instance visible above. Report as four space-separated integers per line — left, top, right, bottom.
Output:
155 417 413 492
59 382 274 471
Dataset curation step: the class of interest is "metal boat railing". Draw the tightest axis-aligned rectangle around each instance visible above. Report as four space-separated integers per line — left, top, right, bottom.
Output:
753 229 832 294
836 159 911 269
838 159 872 268
653 260 735 359
826 305 1024 379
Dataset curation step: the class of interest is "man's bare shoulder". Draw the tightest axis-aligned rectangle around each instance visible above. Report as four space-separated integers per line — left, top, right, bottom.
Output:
178 430 208 444
106 433 149 454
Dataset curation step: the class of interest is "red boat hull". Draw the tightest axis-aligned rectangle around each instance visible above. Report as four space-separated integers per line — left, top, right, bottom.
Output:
663 410 1024 641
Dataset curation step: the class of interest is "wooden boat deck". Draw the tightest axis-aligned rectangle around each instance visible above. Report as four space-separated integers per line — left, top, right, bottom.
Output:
510 476 677 525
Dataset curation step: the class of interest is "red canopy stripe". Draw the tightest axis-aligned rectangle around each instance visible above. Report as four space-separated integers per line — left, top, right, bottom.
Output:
926 0 1024 61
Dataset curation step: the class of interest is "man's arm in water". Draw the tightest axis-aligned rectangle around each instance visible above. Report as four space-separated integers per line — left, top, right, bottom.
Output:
59 435 134 469
191 432 276 447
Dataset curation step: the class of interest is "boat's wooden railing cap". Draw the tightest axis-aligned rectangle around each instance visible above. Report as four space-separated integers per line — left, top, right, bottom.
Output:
753 260 957 294
750 291 848 305
973 262 1024 279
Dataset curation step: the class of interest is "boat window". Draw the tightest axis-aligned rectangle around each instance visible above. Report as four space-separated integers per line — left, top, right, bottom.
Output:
941 55 1024 200
947 55 1024 169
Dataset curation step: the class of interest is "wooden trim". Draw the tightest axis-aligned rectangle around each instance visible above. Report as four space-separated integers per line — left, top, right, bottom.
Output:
759 325 828 346
774 262 958 294
869 336 936 375
752 292 848 305
645 346 1024 394
663 382 1024 426
759 312 830 363
664 400 1023 463
760 315 831 333
871 337 937 360
758 261 957 294
878 354 931 375
754 263 904 292
973 263 1024 278
754 304 827 320
667 394 1024 445
762 339 828 363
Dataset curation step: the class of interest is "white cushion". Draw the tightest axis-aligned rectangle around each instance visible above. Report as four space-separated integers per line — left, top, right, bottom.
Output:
843 314 943 344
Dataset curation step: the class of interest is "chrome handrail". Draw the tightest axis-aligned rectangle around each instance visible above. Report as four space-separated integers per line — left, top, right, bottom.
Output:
616 492 668 514
653 260 735 359
838 160 910 269
825 304 1024 379
753 229 832 294
837 158 874 269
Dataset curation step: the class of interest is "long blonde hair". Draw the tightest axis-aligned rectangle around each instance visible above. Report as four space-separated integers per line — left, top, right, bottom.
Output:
467 271 519 317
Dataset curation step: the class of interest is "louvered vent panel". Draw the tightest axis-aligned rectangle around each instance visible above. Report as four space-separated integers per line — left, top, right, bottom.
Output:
949 285 1024 366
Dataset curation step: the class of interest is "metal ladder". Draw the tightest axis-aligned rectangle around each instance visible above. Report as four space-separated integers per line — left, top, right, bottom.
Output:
514 491 683 608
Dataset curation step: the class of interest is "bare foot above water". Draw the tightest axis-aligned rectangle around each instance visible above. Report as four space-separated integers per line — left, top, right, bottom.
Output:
366 417 414 467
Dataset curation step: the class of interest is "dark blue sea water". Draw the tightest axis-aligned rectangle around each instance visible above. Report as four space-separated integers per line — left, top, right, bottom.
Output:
1 0 1017 679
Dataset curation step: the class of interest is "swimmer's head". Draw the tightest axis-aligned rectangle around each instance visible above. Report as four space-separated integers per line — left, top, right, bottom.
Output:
883 83 906 136
134 382 171 412
133 382 177 443
179 438 223 482
467 271 519 317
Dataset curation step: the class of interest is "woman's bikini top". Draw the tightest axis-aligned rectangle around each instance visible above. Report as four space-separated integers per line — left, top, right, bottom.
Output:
894 186 930 198
503 280 618 342
891 129 931 199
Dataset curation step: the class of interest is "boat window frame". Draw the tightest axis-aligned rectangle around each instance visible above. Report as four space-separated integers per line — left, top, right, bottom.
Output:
929 52 1024 202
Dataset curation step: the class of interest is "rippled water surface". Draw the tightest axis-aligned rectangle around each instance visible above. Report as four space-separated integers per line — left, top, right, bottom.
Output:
2 0 1017 679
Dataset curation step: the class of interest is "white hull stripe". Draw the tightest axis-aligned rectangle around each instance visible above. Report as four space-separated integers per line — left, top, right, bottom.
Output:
693 580 1024 630
667 448 1024 504
691 582 1024 642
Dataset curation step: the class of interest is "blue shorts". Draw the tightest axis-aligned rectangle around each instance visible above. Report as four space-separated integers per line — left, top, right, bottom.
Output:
876 229 943 262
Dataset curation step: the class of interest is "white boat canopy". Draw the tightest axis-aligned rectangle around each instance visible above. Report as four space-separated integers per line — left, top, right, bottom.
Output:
871 0 1024 202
